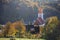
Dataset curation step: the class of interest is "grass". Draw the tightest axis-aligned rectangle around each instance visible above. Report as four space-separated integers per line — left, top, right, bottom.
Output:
0 38 46 40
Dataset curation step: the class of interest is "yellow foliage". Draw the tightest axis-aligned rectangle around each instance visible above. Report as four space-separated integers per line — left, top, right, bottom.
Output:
0 30 4 37
45 16 59 33
5 21 26 37
46 16 59 25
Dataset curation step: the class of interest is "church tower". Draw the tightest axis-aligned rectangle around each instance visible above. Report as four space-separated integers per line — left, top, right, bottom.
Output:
34 7 45 26
38 7 44 20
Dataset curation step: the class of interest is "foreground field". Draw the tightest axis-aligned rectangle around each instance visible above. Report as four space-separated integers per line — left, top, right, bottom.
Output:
0 38 46 40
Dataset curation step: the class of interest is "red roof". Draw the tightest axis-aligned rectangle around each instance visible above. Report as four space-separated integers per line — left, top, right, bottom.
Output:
34 17 44 25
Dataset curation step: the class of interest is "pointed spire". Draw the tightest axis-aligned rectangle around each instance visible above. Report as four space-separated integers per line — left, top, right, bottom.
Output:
38 7 43 13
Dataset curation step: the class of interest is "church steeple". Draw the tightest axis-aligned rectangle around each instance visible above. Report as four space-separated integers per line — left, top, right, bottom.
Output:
38 7 44 20
38 7 43 13
34 7 45 25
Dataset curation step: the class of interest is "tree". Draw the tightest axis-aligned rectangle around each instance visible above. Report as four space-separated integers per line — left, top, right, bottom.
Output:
45 16 59 40
5 21 26 37
4 21 11 37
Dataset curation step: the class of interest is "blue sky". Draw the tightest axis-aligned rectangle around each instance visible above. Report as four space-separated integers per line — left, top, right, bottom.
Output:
0 0 60 24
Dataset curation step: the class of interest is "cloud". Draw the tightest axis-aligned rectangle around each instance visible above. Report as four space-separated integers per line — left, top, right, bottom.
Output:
18 0 39 9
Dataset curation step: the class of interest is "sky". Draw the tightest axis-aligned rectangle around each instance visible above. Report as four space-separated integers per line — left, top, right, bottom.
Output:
0 0 60 24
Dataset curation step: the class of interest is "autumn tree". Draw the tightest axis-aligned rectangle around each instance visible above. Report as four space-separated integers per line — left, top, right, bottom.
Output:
3 21 11 37
5 21 26 37
45 16 59 40
45 16 59 33
0 24 4 37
